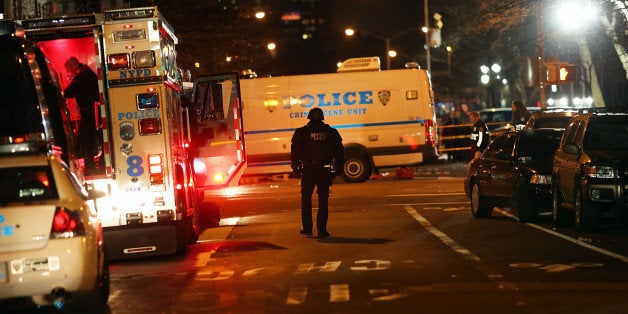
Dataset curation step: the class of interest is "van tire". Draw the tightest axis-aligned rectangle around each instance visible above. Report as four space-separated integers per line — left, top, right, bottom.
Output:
341 152 371 183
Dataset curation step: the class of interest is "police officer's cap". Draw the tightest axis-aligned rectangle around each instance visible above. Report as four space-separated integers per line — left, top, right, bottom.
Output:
308 107 324 121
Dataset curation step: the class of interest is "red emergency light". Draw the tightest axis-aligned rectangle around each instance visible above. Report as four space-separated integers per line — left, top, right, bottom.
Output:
138 118 161 135
107 53 129 69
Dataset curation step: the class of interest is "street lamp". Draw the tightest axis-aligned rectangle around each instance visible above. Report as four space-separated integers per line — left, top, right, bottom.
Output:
344 27 419 70
480 63 503 107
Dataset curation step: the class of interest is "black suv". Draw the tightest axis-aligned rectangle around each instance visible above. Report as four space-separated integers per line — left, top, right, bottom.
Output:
524 109 579 130
552 113 628 231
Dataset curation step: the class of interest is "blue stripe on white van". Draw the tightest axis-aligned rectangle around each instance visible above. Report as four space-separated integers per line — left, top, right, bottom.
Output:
245 119 424 135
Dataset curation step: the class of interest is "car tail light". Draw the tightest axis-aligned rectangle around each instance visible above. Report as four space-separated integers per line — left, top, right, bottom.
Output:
139 118 161 135
148 154 164 184
425 119 435 145
107 53 130 69
51 206 85 238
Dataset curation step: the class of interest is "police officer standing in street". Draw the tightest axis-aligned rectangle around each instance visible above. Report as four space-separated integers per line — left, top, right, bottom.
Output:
469 111 489 160
291 107 344 238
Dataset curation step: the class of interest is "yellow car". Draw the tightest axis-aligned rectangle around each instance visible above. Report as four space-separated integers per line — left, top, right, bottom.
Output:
0 152 109 311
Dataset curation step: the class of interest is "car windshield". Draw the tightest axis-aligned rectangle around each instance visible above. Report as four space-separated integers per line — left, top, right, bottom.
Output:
0 166 58 203
517 130 562 159
584 120 628 149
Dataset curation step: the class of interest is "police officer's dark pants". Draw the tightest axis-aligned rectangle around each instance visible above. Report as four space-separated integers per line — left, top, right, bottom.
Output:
300 165 333 233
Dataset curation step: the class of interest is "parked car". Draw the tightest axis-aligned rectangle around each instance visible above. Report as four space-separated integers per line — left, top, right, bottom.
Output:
552 112 628 231
0 150 109 311
524 109 579 130
465 128 564 222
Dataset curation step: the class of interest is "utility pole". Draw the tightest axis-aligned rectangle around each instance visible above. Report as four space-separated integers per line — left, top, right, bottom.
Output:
536 5 547 109
424 0 430 73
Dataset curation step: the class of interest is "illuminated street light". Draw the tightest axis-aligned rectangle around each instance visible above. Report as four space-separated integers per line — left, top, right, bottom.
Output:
491 63 501 74
225 56 232 62
554 2 597 30
255 11 266 19
344 27 419 70
267 42 276 51
480 63 504 107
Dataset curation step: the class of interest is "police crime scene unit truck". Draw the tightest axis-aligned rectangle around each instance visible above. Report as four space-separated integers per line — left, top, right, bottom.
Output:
241 57 439 182
18 7 246 259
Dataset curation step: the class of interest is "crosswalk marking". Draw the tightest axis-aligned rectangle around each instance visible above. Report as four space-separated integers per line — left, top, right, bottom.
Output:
285 286 307 305
330 284 350 302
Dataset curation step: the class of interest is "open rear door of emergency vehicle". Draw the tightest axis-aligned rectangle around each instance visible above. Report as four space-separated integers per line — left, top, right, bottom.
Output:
188 72 246 189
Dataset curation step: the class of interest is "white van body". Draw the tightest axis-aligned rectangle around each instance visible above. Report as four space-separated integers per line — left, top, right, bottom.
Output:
241 57 439 183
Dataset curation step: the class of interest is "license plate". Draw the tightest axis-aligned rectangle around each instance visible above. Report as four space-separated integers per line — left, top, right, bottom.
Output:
0 262 7 284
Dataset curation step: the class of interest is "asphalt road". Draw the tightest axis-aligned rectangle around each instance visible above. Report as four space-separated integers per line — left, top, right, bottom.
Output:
23 161 627 313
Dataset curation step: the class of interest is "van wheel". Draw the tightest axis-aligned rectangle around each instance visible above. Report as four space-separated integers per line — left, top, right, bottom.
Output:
515 178 536 223
574 189 598 232
341 152 371 183
471 183 492 218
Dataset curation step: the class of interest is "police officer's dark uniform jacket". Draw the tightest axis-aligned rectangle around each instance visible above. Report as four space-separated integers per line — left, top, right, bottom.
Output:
470 118 489 158
290 107 344 237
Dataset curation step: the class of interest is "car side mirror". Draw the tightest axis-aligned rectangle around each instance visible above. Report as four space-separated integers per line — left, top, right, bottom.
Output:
563 143 580 155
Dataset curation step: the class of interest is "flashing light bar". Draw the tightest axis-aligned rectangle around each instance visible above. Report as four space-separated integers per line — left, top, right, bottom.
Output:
20 15 96 30
113 29 146 42
104 8 156 21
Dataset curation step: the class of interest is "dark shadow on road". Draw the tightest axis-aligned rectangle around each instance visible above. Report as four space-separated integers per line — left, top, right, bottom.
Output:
316 237 392 244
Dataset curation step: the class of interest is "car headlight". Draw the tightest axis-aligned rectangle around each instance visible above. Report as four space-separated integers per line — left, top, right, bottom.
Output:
582 165 618 179
530 174 552 185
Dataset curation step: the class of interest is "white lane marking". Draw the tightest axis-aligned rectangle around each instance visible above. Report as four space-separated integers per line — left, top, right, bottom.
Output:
330 284 350 302
285 286 307 305
406 206 480 262
194 250 216 268
293 261 341 275
405 206 517 290
220 217 241 226
493 208 628 264
373 293 409 301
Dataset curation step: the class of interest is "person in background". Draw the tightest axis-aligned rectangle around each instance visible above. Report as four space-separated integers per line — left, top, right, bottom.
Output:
469 111 489 160
63 56 100 175
290 107 344 238
511 99 531 130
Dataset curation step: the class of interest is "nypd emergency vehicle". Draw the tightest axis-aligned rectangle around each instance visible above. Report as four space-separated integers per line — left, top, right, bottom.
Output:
241 57 439 182
18 7 245 259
